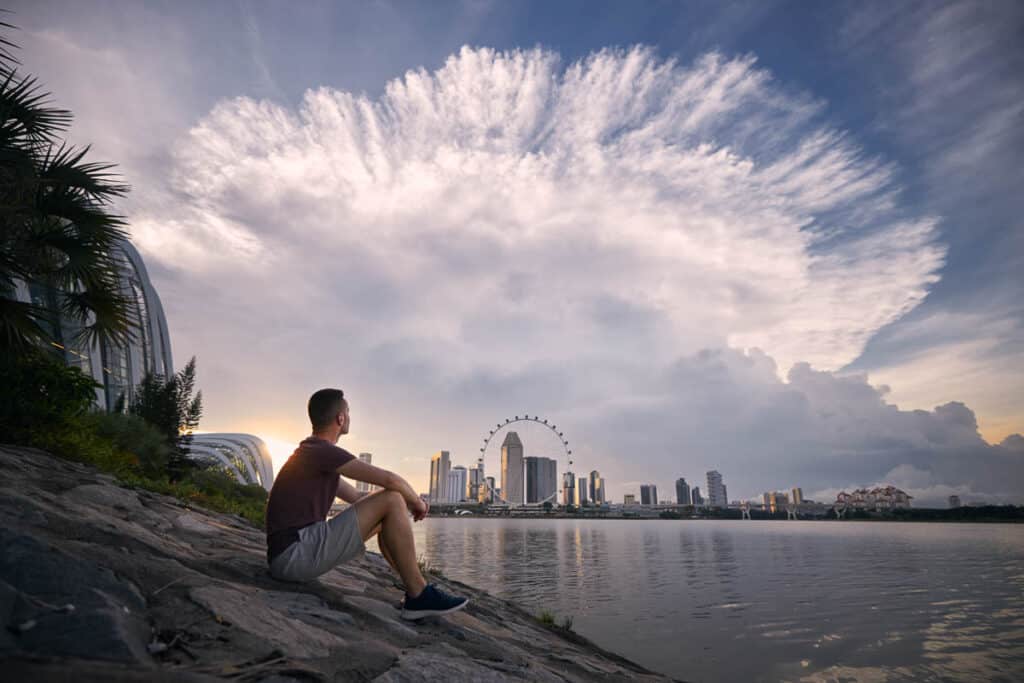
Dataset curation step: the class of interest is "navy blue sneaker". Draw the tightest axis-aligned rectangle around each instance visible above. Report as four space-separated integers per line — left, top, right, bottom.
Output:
401 584 469 620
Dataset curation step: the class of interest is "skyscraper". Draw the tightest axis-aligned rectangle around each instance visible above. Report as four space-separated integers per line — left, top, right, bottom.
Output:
525 456 558 504
640 484 658 505
623 493 636 505
692 486 703 506
706 470 727 509
589 471 601 503
791 487 804 505
501 432 524 505
675 478 691 505
468 466 484 502
429 451 451 503
485 476 496 503
562 471 576 506
357 453 373 493
448 466 467 503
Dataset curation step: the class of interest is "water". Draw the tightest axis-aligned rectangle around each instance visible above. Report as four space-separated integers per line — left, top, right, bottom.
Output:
379 519 1024 682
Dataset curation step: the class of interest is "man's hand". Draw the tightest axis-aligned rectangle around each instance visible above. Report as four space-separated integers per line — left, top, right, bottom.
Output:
409 498 429 522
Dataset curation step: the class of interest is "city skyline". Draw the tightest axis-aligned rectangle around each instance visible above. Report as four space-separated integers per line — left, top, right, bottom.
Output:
15 1 1022 509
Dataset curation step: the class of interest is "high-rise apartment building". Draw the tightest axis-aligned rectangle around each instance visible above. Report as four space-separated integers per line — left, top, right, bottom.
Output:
706 470 727 509
675 478 691 505
692 486 703 506
791 487 804 504
501 432 524 505
624 493 636 505
448 466 468 503
562 471 576 506
357 453 373 493
640 484 658 505
485 476 496 504
525 456 558 504
429 451 451 503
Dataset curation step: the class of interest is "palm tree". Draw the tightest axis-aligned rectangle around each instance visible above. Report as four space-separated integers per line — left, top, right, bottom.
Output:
0 19 133 354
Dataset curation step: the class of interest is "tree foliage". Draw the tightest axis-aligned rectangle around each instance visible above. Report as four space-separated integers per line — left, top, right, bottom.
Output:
127 356 203 480
0 20 133 354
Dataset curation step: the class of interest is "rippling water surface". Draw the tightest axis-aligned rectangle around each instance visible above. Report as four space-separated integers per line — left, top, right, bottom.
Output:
382 519 1024 682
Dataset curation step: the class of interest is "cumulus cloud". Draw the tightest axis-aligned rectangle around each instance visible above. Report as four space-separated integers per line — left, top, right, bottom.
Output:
118 45 1022 501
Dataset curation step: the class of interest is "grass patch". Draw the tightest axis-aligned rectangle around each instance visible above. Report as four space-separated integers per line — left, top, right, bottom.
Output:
537 609 574 631
417 555 446 578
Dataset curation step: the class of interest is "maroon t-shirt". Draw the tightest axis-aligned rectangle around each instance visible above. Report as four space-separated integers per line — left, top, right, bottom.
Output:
265 436 356 561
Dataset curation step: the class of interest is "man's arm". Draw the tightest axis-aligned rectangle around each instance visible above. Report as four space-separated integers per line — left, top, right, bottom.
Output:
337 460 425 516
336 478 365 504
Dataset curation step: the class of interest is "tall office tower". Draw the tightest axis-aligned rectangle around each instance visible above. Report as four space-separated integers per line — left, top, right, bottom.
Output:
576 475 588 505
640 484 657 505
357 453 373 493
468 466 484 502
706 470 727 509
485 476 496 503
525 456 558 504
675 478 691 505
501 432 524 505
598 477 607 504
429 451 451 503
589 471 601 502
791 487 804 505
448 466 468 503
692 486 703 506
562 471 576 506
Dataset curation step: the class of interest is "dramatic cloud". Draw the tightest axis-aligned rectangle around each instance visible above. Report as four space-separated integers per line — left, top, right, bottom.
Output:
136 47 943 371
120 45 1020 501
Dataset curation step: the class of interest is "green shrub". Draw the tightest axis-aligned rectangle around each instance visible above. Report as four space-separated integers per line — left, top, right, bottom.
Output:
82 411 172 478
0 351 99 445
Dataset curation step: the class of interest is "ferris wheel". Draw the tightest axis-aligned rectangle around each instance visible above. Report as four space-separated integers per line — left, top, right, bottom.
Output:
477 415 575 507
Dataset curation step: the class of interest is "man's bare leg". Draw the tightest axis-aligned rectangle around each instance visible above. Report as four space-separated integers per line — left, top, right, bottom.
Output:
367 522 401 576
353 490 427 597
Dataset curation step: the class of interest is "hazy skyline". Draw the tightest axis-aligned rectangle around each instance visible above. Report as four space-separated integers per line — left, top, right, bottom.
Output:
12 1 1022 505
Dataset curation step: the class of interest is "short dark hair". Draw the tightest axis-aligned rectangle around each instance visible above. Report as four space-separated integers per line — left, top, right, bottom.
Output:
308 388 346 430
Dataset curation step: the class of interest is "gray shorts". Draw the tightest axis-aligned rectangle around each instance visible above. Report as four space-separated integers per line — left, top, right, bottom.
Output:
269 505 365 582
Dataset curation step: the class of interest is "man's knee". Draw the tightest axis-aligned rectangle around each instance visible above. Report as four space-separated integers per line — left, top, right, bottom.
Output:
384 490 405 511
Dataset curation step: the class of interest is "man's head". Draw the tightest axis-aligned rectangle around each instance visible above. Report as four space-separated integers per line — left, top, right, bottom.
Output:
308 388 350 438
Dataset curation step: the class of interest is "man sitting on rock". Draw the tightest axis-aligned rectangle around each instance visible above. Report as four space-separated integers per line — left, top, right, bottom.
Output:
265 388 468 620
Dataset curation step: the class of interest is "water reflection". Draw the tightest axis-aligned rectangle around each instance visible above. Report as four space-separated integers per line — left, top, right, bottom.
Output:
408 519 1024 682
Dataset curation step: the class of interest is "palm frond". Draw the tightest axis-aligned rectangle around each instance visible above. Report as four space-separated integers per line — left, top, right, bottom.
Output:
0 294 53 350
38 144 129 200
0 70 72 143
61 285 136 350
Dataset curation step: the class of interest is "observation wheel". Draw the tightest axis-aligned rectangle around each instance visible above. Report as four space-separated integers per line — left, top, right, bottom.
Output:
477 415 574 507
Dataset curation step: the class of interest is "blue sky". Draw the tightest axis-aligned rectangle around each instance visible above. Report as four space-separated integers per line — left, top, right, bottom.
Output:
11 1 1023 504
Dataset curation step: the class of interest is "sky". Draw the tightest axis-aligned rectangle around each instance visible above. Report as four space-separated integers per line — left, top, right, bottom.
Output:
10 0 1023 506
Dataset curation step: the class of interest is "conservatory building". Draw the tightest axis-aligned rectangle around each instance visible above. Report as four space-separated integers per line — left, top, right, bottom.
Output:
14 239 173 411
189 433 276 491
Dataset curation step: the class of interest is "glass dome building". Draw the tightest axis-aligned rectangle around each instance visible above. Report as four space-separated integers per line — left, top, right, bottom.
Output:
189 433 276 491
13 239 173 411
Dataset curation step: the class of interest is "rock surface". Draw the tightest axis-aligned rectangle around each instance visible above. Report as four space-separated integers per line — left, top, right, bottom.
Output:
0 445 675 681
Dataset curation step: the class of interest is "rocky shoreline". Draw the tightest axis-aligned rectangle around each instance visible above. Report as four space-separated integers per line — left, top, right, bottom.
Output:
0 445 676 681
